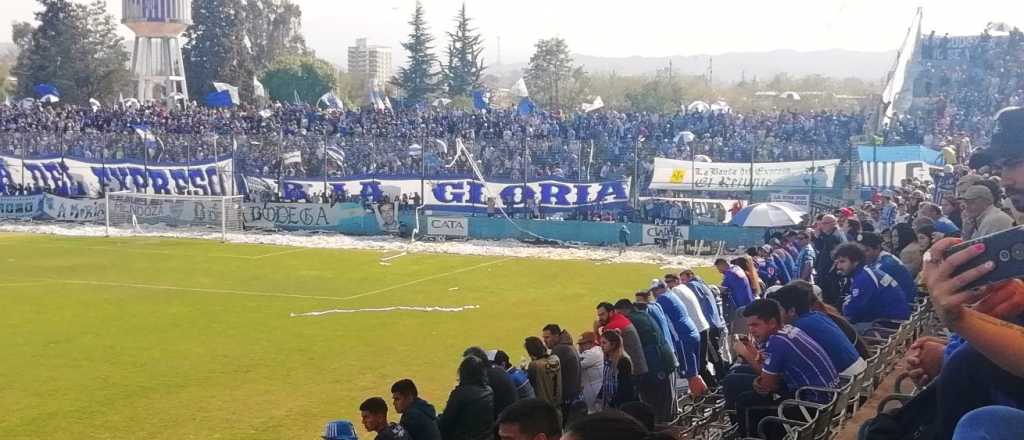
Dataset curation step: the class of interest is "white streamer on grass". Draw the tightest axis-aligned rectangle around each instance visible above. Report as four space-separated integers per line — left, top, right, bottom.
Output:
291 305 480 317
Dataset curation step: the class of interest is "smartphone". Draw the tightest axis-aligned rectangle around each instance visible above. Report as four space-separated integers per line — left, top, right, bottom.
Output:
943 226 1024 291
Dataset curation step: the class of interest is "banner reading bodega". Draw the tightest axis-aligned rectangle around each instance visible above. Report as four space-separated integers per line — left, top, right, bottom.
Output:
649 158 841 191
0 155 235 197
253 176 631 212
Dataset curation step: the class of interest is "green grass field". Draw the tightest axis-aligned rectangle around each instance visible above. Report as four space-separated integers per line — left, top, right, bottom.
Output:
0 233 719 439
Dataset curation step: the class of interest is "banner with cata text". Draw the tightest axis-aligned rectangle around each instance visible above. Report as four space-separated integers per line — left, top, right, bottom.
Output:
0 155 235 197
649 158 840 191
247 176 631 212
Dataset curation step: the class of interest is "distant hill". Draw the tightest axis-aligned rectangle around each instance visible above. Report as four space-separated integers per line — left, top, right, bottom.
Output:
491 49 896 83
0 42 17 63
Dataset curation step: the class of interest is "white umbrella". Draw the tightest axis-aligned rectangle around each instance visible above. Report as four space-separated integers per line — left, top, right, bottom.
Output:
780 91 801 100
729 202 807 227
407 143 423 157
687 101 710 112
694 154 712 163
40 94 60 103
710 100 731 113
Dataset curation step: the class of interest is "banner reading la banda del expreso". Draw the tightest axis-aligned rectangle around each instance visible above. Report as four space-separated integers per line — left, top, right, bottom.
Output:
0 155 235 197
649 158 841 191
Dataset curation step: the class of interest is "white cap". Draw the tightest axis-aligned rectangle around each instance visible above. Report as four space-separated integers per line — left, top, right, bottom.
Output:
650 278 665 289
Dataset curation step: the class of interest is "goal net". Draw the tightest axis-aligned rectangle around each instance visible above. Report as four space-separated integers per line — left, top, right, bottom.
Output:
105 192 244 240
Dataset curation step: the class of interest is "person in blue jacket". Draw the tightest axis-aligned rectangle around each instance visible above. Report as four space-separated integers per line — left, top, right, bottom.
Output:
715 258 755 309
650 280 707 397
833 243 910 329
856 232 919 304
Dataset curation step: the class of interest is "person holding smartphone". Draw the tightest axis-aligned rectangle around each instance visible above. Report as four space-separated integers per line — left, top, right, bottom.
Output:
919 106 1024 440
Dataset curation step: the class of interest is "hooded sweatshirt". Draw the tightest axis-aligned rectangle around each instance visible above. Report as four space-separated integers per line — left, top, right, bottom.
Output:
399 398 441 440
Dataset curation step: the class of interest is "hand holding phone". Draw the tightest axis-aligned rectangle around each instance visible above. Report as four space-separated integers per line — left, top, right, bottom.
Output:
942 226 1024 291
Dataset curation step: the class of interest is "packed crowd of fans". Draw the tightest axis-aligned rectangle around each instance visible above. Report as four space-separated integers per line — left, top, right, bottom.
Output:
0 100 866 182
884 27 1024 155
315 108 1023 440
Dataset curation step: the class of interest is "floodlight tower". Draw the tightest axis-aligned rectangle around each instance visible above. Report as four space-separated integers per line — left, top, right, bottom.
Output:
122 0 191 104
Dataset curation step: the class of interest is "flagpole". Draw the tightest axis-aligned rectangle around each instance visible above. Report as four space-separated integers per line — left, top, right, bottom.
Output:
230 135 237 196
278 128 284 199
213 135 221 195
420 137 426 209
186 138 193 195
322 137 328 199
143 133 150 193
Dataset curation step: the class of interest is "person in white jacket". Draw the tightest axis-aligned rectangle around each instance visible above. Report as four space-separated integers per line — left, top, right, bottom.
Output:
666 274 715 387
576 331 605 413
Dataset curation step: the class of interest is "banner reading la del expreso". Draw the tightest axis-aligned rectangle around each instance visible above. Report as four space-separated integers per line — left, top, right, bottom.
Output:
649 158 841 191
0 155 235 197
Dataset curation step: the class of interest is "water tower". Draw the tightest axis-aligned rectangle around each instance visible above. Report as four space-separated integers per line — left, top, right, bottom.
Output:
122 0 191 104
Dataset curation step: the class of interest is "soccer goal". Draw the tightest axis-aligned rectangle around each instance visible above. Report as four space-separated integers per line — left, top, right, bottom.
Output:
105 191 245 241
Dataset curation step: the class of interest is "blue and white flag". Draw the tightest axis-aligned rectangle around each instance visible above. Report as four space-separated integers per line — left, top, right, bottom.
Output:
212 82 240 105
581 96 604 113
472 90 490 111
204 91 234 108
131 124 157 143
368 90 387 111
281 150 302 165
512 77 529 97
317 92 344 109
325 146 346 167
34 84 60 98
88 98 101 111
517 97 536 116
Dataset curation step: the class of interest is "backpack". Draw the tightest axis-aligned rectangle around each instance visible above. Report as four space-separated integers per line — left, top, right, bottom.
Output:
858 385 939 440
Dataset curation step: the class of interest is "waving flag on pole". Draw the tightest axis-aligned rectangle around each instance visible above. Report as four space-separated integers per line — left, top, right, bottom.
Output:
325 145 346 167
88 98 102 111
212 82 240 105
280 150 302 165
517 97 537 116
131 124 157 143
472 90 490 111
317 92 344 109
34 84 60 98
512 77 529 97
369 90 386 111
253 76 266 98
292 89 303 105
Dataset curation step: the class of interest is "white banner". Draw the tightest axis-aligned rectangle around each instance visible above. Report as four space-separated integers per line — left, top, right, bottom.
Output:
0 155 235 197
242 202 365 230
769 193 811 210
426 216 468 237
641 224 690 244
649 158 840 191
255 177 631 211
0 194 43 219
42 194 106 222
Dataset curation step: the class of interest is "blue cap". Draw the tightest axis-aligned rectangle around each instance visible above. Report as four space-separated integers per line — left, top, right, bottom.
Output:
322 420 358 440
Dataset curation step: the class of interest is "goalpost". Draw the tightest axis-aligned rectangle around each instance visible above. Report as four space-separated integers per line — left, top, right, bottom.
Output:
104 191 245 241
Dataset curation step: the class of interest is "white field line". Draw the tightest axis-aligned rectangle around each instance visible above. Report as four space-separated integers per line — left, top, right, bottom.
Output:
249 247 309 259
380 251 408 262
0 281 54 288
339 257 514 301
290 305 480 317
46 278 345 301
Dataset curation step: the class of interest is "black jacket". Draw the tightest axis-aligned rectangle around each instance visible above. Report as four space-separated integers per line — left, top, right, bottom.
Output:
399 398 441 440
486 365 519 417
437 384 495 440
550 332 582 403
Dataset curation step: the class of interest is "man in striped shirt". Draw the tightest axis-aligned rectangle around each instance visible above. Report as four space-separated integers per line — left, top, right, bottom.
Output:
725 299 839 437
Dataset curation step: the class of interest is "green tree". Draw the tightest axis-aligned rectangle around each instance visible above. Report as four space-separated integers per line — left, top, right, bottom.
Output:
441 3 485 97
11 0 130 104
259 55 335 104
183 0 256 102
392 1 439 103
524 38 573 109
244 0 308 73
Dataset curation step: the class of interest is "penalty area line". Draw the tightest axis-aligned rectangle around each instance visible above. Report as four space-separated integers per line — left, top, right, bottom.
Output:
340 256 514 301
44 278 346 301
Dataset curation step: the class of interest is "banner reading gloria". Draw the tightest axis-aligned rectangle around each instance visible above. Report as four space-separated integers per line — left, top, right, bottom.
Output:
649 158 840 191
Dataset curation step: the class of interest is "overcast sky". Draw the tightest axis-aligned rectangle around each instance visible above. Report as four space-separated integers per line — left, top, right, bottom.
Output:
3 0 1022 66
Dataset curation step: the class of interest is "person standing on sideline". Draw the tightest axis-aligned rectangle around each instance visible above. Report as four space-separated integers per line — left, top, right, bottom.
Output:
359 397 410 440
618 225 630 255
390 379 442 440
576 331 605 414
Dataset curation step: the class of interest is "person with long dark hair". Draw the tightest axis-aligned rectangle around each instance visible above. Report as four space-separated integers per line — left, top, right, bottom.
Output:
437 356 495 440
